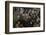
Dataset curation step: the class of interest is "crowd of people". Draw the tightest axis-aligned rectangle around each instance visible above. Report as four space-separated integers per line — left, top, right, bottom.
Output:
13 7 40 28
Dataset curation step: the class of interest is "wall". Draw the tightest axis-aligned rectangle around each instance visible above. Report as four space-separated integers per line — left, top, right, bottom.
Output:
0 0 46 35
